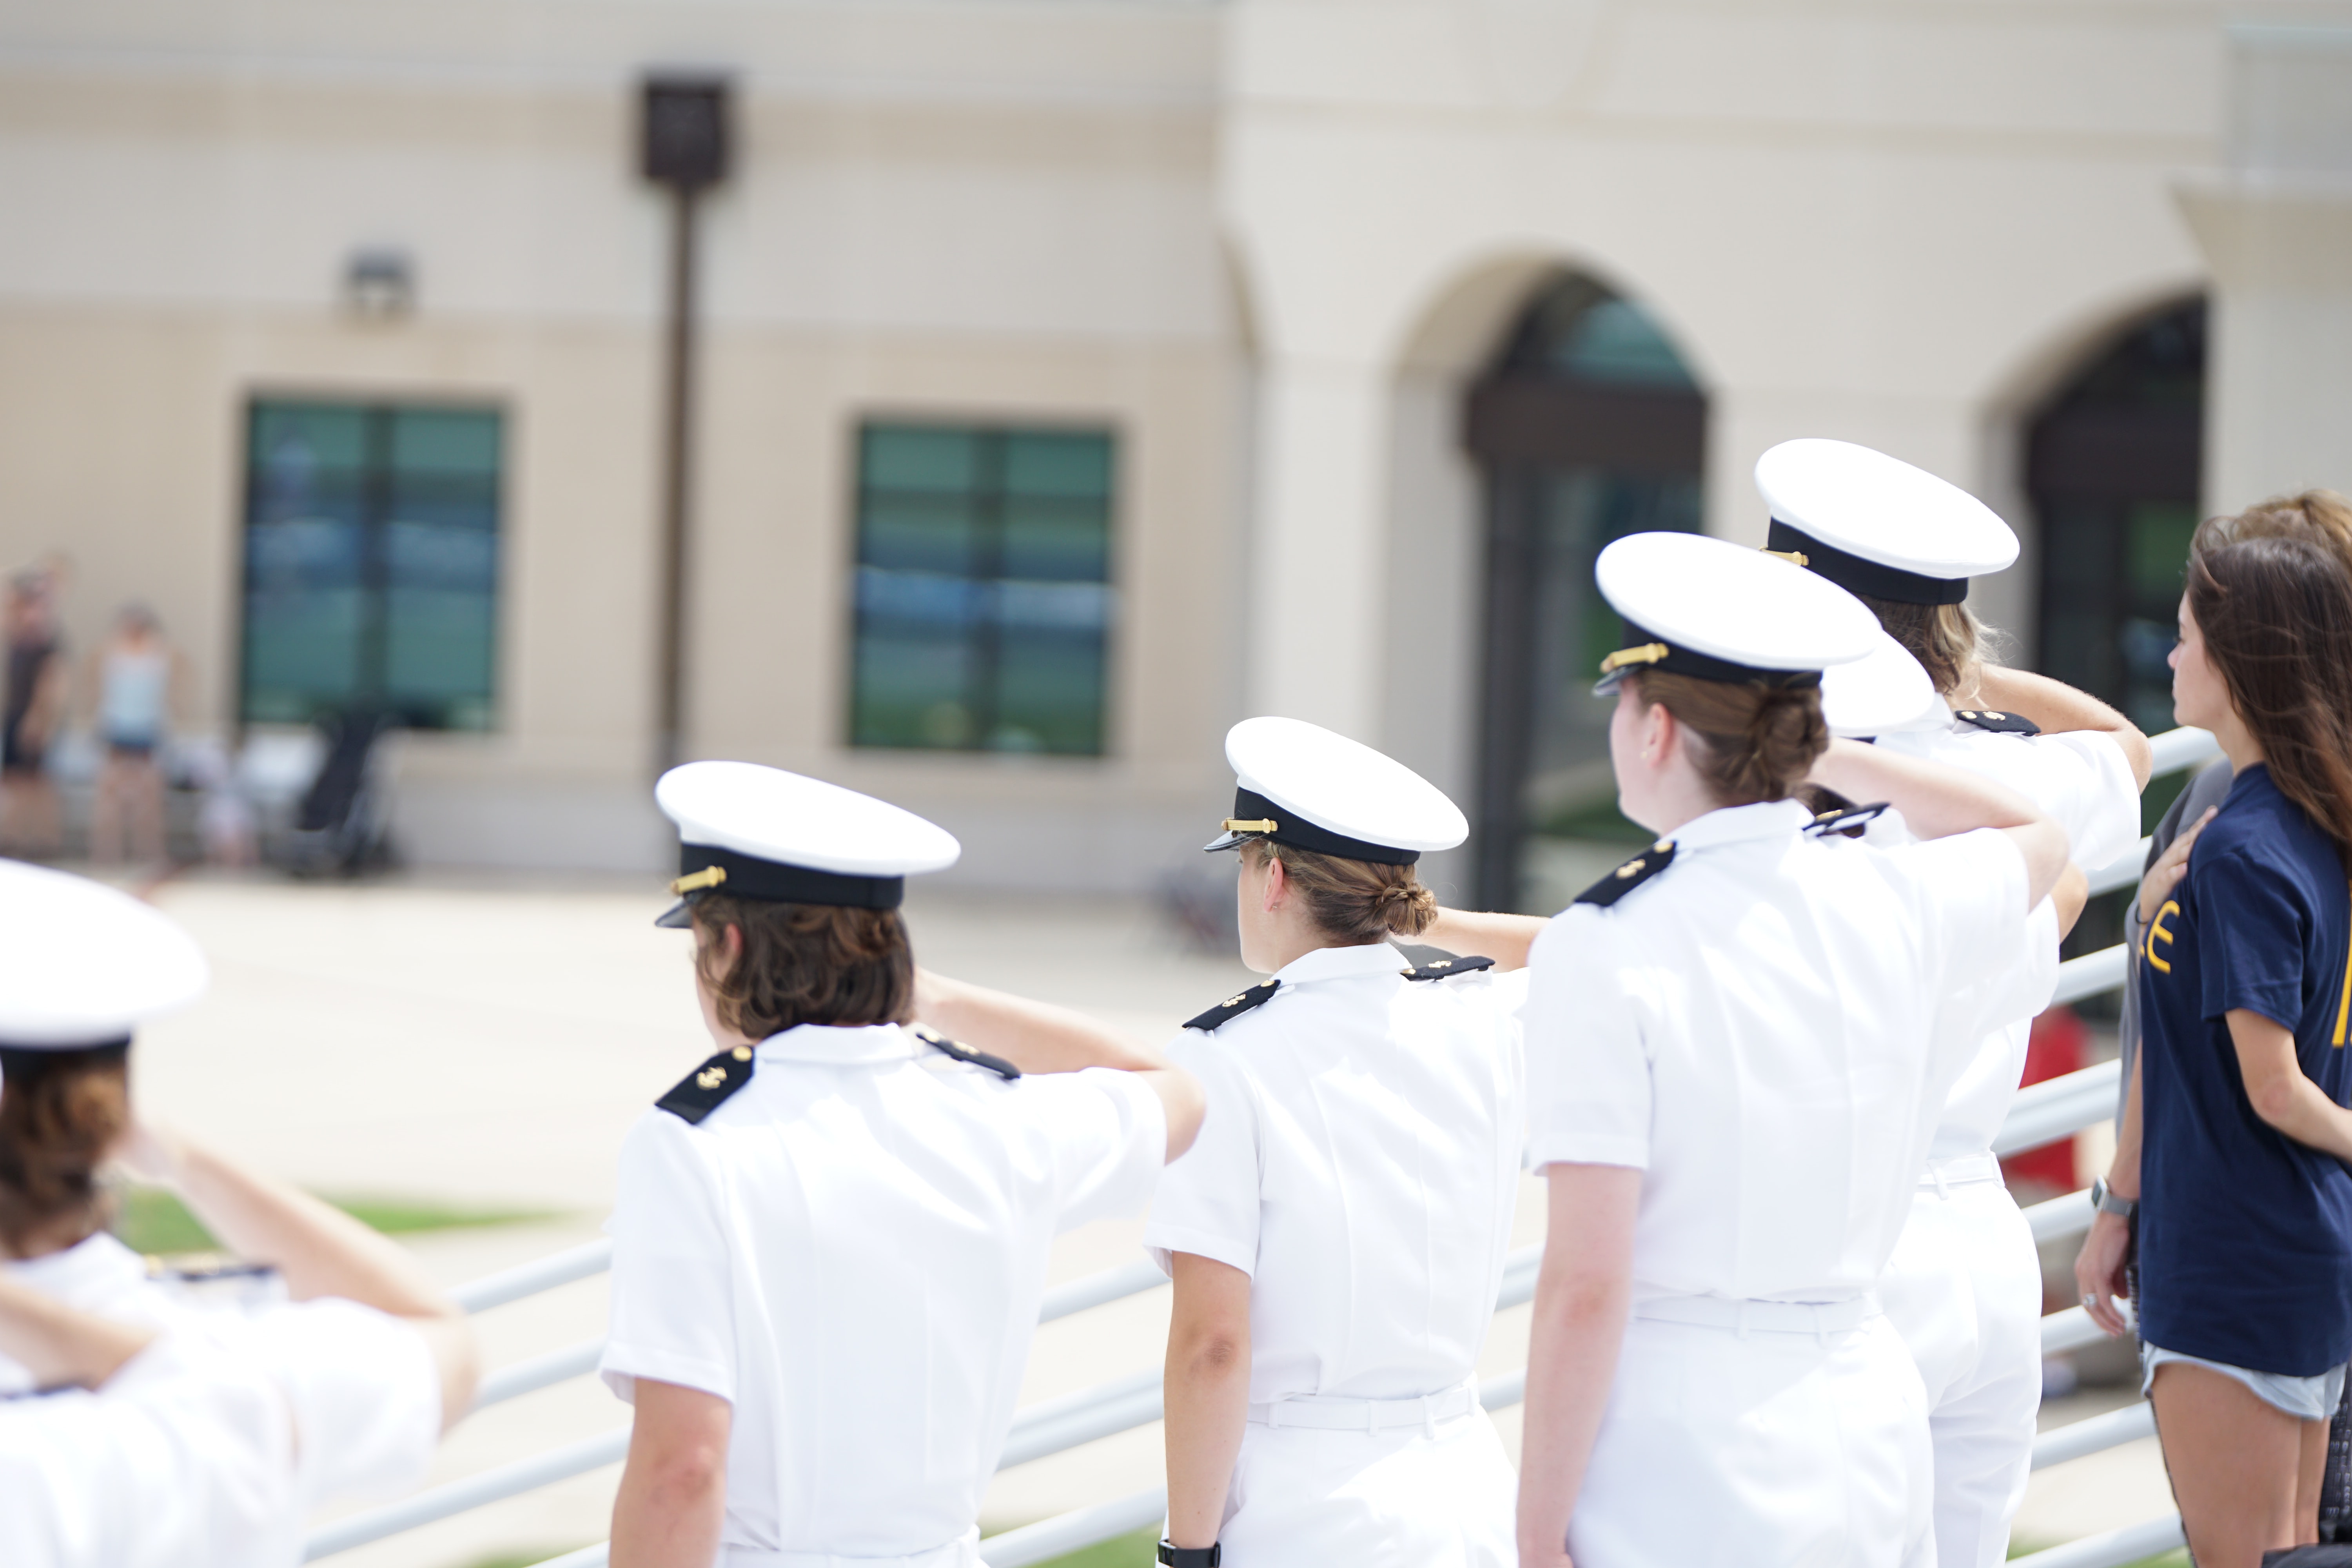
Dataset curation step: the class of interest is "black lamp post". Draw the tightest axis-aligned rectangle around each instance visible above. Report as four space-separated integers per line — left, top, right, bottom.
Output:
641 74 731 777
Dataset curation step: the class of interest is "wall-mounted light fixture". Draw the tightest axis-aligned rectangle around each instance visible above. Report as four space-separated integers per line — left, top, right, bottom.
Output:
344 247 416 320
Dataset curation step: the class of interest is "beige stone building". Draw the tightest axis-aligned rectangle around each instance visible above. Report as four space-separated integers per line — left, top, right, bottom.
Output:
2 0 2347 906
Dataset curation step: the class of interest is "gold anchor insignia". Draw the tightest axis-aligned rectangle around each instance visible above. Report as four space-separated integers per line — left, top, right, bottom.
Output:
696 1065 728 1090
1430 959 1451 968
1984 711 2006 720
1616 858 1646 879
1224 995 1247 1008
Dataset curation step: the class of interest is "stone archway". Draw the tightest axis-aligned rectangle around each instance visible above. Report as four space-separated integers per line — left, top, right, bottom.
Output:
1463 273 1708 911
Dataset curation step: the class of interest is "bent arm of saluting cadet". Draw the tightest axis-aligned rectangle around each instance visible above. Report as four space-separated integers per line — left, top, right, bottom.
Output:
0 1274 156 1391
1807 739 2071 911
1162 1252 1252 1553
1972 666 2155 789
1418 908 1550 970
116 1123 481 1430
911 969 1205 1159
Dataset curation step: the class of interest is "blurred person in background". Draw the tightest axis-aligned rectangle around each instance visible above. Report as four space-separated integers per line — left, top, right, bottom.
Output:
603 763 1202 1568
0 857 479 1566
1764 438 2144 1568
85 602 184 867
2076 511 2352 1568
1 571 67 859
1150 718 1548 1568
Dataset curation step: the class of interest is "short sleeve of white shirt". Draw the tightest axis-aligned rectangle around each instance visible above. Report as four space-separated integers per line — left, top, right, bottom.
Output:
1014 1066 1167 1234
1523 911 1651 1172
237 1298 439 1504
1899 827 2040 1041
601 1109 736 1405
2031 730 2143 872
1143 1040 1263 1278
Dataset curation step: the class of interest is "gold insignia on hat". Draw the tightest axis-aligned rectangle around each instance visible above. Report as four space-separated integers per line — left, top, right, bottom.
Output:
670 864 728 896
1599 642 1670 676
1221 818 1279 834
1760 548 1810 567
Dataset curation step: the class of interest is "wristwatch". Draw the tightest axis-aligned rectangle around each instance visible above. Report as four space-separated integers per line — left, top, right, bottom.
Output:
1158 1543 1221 1567
2090 1176 2138 1220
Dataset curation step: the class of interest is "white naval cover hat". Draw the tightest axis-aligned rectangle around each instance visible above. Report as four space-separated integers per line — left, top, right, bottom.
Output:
1754 438 2018 606
1203 716 1468 866
1820 629 1949 739
0 860 208 1050
1592 531 1880 693
652 761 961 928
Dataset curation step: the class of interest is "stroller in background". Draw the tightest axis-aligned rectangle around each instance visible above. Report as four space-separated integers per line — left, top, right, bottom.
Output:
281 709 397 877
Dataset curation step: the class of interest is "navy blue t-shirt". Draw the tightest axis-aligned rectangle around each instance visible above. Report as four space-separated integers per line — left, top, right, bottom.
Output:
2138 764 2352 1376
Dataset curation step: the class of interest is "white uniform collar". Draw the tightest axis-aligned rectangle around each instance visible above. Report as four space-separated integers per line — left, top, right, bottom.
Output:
2 1230 144 1294
1269 940 1406 988
1670 797 1813 853
755 1022 925 1067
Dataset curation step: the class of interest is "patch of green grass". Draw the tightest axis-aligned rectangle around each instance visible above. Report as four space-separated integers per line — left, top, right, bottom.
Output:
111 1185 559 1257
1025 1527 1159 1568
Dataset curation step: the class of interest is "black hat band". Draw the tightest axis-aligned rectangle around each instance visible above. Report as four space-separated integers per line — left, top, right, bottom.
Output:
674 843 905 911
1768 520 1970 607
1223 788 1419 866
1601 622 1824 691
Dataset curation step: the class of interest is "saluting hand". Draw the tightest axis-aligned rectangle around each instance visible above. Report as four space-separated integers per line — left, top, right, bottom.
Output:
2138 807 2216 927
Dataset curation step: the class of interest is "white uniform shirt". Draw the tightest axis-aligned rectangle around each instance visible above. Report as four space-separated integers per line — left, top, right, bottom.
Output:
1142 941 1528 1403
1525 800 2055 1302
0 1234 442 1566
1877 713 2139 1158
599 1022 1165 1561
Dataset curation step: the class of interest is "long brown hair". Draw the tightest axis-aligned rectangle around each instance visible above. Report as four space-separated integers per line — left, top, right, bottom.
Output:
1241 840 1437 945
2184 533 2352 872
1627 670 1829 808
689 895 914 1040
0 1045 130 1257
1855 596 1988 697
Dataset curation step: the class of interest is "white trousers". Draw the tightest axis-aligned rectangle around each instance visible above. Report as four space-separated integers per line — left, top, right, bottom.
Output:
1568 1303 1933 1568
1215 1398 1515 1566
1878 1164 2044 1568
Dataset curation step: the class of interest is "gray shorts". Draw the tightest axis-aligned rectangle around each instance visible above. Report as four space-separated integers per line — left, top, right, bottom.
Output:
2141 1341 2349 1422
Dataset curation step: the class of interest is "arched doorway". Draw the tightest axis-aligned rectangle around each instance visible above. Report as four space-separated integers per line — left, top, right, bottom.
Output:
2026 296 2207 963
2028 297 2207 739
1465 275 1707 911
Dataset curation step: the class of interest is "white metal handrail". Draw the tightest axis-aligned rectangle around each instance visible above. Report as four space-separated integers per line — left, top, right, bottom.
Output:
324 727 2220 1568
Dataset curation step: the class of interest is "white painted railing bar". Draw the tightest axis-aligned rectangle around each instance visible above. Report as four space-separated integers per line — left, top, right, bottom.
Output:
999 1369 1163 1470
1038 1259 1165 1323
2051 944 2129 1009
304 1428 630 1559
2041 1306 2114 1358
2032 1400 2155 1470
978 1485 1169 1568
474 1338 605 1410
2025 1187 2094 1245
2149 725 2220 777
2086 838 2152 898
1994 1060 2121 1158
2010 1512 2185 1568
451 1238 615 1314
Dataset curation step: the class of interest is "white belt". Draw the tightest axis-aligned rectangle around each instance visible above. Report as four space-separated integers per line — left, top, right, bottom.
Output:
1634 1293 1880 1341
1248 1378 1477 1436
1916 1151 2004 1194
721 1528 978 1568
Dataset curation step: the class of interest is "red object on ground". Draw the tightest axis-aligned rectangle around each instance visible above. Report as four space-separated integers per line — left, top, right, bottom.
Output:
2001 1004 2087 1193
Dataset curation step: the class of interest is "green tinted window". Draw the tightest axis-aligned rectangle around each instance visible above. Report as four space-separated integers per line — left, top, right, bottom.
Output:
849 423 1114 756
242 400 501 730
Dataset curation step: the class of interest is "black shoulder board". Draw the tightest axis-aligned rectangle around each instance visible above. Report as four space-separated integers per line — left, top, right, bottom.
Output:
1954 708 2041 736
1574 841 1677 908
1805 801 1892 839
1403 954 1496 982
1184 979 1280 1032
655 1044 757 1125
910 1023 1021 1081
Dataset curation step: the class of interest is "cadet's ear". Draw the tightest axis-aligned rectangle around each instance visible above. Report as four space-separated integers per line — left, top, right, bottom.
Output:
700 921 745 984
1259 851 1290 914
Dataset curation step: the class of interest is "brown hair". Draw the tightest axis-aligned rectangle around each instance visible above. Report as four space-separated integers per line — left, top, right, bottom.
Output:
2193 489 2352 574
1628 670 1829 808
2183 532 2352 872
0 1045 129 1257
1240 839 1437 946
1856 595 1989 697
689 895 914 1040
